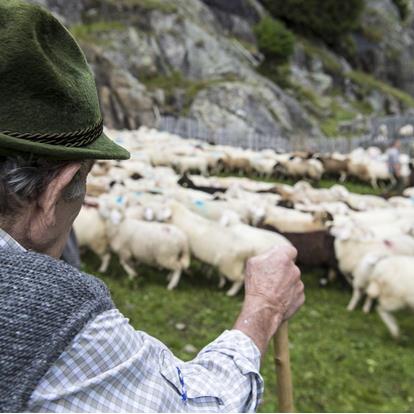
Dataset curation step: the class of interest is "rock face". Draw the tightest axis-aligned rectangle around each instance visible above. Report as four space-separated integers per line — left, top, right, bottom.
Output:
190 79 316 137
351 0 414 95
25 0 414 139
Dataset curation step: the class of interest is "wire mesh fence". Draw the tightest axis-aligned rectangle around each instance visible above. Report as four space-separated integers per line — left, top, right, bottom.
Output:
155 115 394 153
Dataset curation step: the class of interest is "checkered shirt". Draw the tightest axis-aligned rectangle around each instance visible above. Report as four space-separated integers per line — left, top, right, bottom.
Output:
0 229 264 412
0 228 25 252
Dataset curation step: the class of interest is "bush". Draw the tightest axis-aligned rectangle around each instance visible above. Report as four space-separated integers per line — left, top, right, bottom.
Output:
392 0 410 21
260 0 364 45
254 17 295 64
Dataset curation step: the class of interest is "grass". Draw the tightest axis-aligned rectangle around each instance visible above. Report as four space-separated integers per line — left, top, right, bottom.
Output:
300 37 343 75
70 21 126 44
102 0 177 13
320 103 356 138
140 72 239 115
81 178 414 412
218 173 383 196
347 70 414 109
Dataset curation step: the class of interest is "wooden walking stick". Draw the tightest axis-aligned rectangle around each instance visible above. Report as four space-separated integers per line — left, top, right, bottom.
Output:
274 321 294 413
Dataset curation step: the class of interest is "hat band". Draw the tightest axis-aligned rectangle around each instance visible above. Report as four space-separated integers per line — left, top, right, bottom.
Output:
0 119 103 148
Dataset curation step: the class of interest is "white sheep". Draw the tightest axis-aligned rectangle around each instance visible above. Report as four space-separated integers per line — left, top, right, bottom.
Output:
366 158 395 189
331 223 414 284
168 201 255 296
278 157 324 181
351 254 414 338
403 187 414 198
172 155 209 176
263 205 329 233
73 206 110 273
107 213 190 290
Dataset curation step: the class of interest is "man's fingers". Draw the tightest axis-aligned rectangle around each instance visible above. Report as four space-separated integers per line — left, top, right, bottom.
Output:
284 245 298 261
291 264 301 281
263 244 298 263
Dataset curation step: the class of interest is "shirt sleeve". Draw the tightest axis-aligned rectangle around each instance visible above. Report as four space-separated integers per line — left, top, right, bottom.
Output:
28 308 263 413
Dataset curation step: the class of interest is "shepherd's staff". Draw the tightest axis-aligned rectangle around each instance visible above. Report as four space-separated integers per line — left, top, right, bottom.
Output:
273 321 294 413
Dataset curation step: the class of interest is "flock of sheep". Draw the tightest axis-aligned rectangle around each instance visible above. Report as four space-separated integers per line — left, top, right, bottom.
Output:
74 126 414 338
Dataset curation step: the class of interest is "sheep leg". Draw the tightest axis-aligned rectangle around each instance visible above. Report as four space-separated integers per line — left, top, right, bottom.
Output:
377 307 400 339
371 177 378 189
201 264 212 279
347 288 362 311
339 172 347 183
362 296 373 314
120 257 138 279
226 281 243 297
98 253 111 273
167 269 181 290
218 275 226 289
327 268 337 282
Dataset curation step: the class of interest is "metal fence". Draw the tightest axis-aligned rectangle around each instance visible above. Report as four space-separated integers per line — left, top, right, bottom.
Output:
155 115 387 153
371 114 414 140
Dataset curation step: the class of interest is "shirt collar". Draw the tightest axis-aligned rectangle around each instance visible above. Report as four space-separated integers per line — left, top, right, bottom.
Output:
0 228 26 252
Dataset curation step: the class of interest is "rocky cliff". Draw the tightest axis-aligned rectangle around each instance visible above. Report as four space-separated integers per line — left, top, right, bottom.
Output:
28 0 414 140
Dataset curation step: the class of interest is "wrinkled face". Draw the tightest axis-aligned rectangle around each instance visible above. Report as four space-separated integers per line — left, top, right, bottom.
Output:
49 176 88 256
25 161 93 258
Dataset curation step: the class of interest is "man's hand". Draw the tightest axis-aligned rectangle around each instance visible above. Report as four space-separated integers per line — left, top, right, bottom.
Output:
234 245 305 355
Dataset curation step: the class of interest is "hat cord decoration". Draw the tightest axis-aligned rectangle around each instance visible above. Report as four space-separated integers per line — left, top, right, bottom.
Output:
0 119 103 148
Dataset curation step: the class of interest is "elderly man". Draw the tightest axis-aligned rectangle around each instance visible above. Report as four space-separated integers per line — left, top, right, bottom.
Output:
0 1 304 412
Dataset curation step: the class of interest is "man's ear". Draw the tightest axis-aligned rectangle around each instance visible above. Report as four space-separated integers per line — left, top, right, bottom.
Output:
37 163 82 226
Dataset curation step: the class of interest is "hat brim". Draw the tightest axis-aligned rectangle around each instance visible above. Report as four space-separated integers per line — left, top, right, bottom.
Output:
0 130 130 160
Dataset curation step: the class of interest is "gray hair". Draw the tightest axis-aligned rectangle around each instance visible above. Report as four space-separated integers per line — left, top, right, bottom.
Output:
0 155 87 217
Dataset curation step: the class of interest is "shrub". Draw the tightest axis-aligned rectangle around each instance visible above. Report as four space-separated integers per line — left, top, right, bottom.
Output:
254 17 295 64
260 0 364 45
392 0 410 21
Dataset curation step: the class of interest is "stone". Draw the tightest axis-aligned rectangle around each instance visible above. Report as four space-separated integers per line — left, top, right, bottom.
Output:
183 344 197 354
175 323 186 331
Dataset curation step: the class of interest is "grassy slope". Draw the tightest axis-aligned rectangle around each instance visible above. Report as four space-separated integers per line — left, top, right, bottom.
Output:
82 178 414 413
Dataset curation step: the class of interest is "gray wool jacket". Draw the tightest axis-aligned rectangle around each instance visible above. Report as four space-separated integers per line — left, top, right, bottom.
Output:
0 248 114 412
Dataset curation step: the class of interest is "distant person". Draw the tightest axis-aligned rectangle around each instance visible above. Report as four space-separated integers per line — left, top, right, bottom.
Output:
0 1 304 412
387 139 403 193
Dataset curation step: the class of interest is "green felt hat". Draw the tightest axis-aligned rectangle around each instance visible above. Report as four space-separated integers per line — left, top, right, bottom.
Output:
0 0 130 160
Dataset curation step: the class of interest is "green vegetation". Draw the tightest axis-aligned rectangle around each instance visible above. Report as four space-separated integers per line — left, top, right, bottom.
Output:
317 178 382 195
70 21 126 44
258 62 292 89
347 70 414 109
218 174 383 196
300 38 343 75
392 0 411 21
83 223 414 412
359 24 385 44
320 101 357 137
102 0 177 13
231 37 260 56
141 71 239 115
254 17 295 65
260 0 364 45
291 84 331 118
